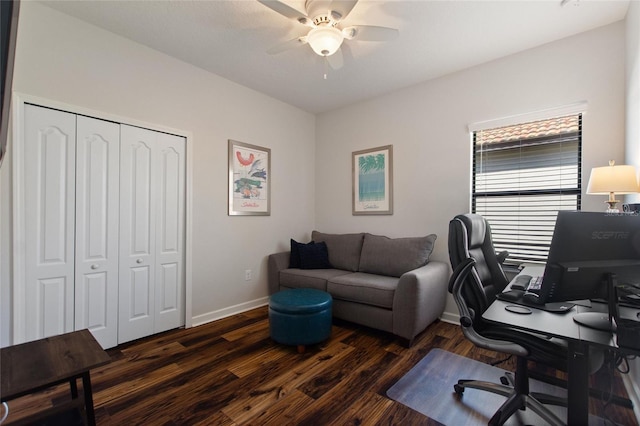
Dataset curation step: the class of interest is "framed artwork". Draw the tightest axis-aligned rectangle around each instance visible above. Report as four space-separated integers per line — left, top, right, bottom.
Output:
228 140 270 216
352 145 393 215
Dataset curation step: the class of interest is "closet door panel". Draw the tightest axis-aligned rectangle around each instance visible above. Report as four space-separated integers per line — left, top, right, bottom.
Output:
23 105 76 342
40 277 69 338
81 273 108 327
119 125 156 344
75 116 120 349
155 134 185 332
130 266 151 315
132 144 152 253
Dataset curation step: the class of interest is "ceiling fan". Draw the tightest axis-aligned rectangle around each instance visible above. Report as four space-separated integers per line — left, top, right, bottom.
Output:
257 0 399 74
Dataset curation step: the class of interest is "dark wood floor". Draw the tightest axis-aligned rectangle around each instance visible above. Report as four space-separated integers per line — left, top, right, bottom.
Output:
5 306 639 425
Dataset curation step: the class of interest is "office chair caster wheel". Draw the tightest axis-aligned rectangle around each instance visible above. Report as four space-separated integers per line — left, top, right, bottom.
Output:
454 384 464 395
501 372 515 386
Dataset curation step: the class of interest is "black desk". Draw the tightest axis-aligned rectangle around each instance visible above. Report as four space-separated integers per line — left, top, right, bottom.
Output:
483 266 640 425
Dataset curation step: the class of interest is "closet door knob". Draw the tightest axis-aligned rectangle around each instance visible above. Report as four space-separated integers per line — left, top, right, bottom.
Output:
91 264 99 270
136 258 143 264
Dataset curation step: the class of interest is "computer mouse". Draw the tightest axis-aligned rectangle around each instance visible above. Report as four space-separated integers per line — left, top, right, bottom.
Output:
522 291 542 305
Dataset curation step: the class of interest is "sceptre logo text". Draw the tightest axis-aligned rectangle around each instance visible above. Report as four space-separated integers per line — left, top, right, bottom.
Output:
591 231 629 240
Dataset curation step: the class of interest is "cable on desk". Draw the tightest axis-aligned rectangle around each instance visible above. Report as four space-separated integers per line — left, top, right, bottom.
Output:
599 350 635 426
600 351 617 425
614 353 633 374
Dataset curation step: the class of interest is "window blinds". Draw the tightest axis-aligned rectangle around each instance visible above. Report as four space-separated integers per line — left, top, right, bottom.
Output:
472 114 582 264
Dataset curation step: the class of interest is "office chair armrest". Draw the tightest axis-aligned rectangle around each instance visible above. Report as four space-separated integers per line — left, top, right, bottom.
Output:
449 257 529 357
464 326 529 357
449 258 477 324
497 250 509 265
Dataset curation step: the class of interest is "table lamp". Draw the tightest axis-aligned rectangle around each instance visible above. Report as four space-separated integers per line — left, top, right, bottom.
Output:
586 160 640 212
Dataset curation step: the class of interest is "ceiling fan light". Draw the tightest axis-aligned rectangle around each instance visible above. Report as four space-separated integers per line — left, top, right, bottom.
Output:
307 26 344 56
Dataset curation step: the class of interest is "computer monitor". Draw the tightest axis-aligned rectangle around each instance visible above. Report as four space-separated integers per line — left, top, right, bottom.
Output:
537 211 640 330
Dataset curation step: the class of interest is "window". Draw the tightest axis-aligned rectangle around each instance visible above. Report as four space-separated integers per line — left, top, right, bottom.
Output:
472 114 582 264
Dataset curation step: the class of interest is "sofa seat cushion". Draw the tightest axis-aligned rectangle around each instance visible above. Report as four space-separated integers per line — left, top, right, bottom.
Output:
327 272 398 309
359 233 437 277
280 268 351 291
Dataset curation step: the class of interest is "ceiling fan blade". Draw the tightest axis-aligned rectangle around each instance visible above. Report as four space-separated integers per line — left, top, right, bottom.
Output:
267 36 308 55
342 25 399 41
257 0 314 26
326 47 344 70
329 0 358 22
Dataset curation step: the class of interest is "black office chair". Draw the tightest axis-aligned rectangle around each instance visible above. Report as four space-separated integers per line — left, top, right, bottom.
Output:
448 214 575 425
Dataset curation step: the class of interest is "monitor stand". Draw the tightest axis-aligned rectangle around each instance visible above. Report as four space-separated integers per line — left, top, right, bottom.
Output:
573 272 618 332
573 312 616 332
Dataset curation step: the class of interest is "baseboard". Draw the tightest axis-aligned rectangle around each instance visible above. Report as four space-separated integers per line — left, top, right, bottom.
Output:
191 296 270 327
193 299 461 329
439 311 460 325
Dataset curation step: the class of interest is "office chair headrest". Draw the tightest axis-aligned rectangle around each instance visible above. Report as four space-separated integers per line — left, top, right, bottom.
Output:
456 214 487 248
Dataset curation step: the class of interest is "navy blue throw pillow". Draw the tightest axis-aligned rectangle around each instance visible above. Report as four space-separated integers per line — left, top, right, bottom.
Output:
289 239 313 268
299 241 332 269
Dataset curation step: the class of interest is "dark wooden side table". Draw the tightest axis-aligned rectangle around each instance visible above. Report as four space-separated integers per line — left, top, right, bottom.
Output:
1 329 111 425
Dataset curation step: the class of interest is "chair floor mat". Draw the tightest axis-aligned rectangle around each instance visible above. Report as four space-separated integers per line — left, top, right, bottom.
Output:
386 348 603 425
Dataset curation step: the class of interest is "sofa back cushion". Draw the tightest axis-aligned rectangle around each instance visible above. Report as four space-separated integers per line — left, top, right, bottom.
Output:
311 231 365 272
358 233 437 277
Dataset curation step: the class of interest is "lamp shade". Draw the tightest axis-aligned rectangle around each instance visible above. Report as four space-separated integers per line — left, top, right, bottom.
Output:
586 162 640 194
307 26 344 57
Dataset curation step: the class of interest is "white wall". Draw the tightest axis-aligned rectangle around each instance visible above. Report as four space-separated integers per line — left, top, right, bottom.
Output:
0 2 316 345
316 22 626 319
626 0 640 205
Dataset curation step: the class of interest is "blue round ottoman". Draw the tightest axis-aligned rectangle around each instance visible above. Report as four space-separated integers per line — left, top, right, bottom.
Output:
269 288 333 353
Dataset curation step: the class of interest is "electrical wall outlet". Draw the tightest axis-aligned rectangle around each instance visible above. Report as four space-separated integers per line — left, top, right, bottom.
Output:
245 269 252 281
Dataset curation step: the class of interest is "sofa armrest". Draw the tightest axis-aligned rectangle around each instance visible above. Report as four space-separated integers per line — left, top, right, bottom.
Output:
392 260 450 343
268 251 291 295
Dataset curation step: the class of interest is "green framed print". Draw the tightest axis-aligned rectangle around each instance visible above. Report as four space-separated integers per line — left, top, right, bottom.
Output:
352 145 393 215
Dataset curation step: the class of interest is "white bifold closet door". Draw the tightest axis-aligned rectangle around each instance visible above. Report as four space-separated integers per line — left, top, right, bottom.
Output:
23 106 77 342
118 125 185 344
74 115 120 348
23 105 120 347
20 104 185 349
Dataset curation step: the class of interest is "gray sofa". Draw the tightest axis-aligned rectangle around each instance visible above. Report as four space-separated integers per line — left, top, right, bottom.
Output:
267 231 450 345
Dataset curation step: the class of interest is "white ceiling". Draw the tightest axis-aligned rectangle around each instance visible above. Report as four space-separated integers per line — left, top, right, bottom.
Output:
40 0 630 114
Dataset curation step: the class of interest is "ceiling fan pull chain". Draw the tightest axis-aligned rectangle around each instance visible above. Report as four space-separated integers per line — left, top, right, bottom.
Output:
323 57 329 80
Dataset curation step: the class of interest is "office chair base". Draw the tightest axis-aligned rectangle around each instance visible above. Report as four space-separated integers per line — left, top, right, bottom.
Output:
454 379 565 426
500 372 566 407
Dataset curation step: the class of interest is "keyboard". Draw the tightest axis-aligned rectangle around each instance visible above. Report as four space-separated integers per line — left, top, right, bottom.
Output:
527 276 543 291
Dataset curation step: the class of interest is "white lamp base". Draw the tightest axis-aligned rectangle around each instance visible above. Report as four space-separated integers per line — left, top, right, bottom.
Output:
605 199 620 213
